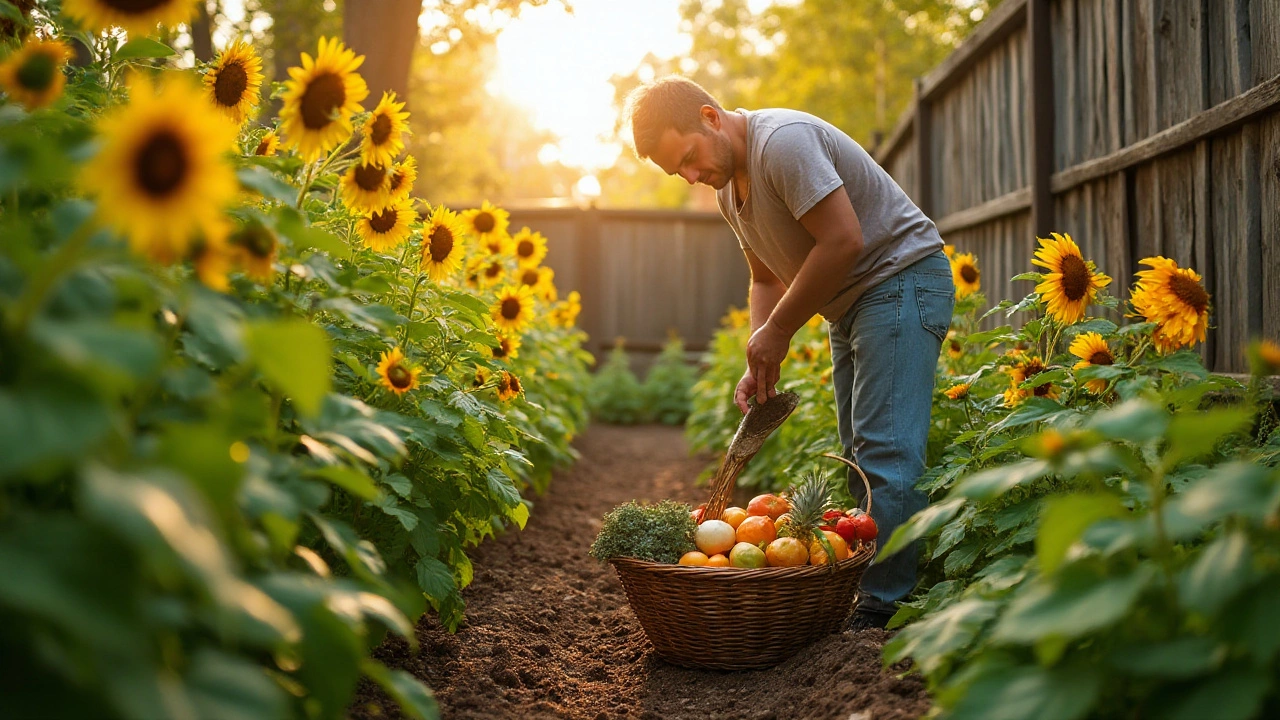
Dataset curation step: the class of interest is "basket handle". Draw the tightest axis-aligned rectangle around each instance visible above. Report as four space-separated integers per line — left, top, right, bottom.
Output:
821 452 872 516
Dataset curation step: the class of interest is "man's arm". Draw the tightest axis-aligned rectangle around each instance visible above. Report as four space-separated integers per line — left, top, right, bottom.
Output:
746 187 864 403
734 247 787 412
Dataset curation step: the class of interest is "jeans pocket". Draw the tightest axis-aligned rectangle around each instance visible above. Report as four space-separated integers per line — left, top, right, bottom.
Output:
916 285 954 343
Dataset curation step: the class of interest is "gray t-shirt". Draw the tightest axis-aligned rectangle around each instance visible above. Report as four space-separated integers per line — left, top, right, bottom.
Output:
716 108 943 321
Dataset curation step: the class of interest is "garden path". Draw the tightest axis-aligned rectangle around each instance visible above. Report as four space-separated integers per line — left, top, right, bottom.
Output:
353 424 929 720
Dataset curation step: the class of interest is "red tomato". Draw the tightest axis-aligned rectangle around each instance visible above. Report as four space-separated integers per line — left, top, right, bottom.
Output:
823 510 843 523
834 516 858 544
849 514 878 541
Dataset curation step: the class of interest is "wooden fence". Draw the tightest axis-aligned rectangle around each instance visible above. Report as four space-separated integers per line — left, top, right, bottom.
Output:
874 0 1280 372
503 207 749 366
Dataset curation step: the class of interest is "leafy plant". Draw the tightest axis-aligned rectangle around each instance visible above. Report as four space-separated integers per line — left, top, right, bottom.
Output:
589 500 697 564
642 334 698 425
589 339 648 424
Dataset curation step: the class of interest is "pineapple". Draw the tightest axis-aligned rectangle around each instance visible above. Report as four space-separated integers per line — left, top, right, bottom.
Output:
777 471 834 543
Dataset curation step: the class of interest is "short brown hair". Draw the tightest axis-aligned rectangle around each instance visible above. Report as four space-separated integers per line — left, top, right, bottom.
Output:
624 76 722 160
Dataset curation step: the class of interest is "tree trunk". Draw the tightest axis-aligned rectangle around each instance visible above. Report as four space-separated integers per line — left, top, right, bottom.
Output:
344 0 422 107
192 0 215 62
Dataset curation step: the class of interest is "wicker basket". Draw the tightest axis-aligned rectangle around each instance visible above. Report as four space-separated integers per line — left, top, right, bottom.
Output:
611 453 877 670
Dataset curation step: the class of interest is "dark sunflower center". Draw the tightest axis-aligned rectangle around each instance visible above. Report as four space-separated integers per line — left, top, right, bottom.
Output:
484 263 502 278
299 72 345 129
236 226 275 257
509 375 522 393
493 341 509 358
474 212 495 233
254 136 274 155
370 113 392 145
134 129 187 198
353 163 385 191
213 60 248 107
501 297 521 320
960 263 978 284
102 0 171 15
1169 273 1209 313
1089 350 1113 365
949 340 962 353
429 226 455 262
388 364 412 389
1060 253 1090 301
516 239 534 258
389 169 405 192
1033 383 1054 397
521 269 539 286
369 208 397 233
17 52 55 90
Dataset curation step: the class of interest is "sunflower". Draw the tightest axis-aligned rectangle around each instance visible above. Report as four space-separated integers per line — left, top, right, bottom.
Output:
420 206 467 281
1004 354 1058 406
496 370 523 402
1069 331 1114 394
376 347 421 396
229 219 277 282
388 154 417 201
356 196 416 252
549 290 582 328
472 366 491 389
480 257 506 287
253 130 279 156
81 73 238 264
1249 339 1280 376
490 332 521 362
279 37 368 163
943 244 955 258
725 307 750 330
511 226 548 267
480 231 513 257
63 0 193 35
516 264 556 302
203 40 263 126
951 252 980 298
1032 233 1112 324
945 329 963 360
462 200 511 243
1129 256 1210 353
0 37 70 109
188 224 232 291
491 284 536 334
943 383 969 400
360 91 409 167
339 160 391 213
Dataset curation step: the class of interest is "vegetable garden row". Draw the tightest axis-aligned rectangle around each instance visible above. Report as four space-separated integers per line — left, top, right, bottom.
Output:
1 6 589 719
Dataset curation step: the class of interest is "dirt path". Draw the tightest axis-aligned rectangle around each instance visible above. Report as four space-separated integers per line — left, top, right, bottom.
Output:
353 425 929 720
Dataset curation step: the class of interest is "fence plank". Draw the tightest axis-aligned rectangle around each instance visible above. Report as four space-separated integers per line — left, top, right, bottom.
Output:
1253 0 1280 87
1210 126 1263 371
1260 112 1280 343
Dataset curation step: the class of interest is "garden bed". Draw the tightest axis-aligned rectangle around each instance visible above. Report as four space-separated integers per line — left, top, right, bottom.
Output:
351 424 929 720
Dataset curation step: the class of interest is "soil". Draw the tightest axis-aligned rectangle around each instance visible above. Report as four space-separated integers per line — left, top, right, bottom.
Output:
351 424 930 720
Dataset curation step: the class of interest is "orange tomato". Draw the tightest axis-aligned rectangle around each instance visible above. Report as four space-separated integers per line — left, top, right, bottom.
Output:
747 494 791 520
705 553 730 567
678 551 710 566
721 506 748 529
735 515 777 546
765 537 808 567
809 530 850 565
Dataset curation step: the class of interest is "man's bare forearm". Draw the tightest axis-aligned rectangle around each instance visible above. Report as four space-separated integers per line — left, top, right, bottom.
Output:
749 279 787 334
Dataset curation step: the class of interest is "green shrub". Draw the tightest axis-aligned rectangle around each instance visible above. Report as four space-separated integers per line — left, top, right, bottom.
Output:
589 500 697 564
642 334 698 425
589 340 648 424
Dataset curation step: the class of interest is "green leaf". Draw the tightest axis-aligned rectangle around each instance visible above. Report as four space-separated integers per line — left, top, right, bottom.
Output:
1062 319 1118 338
114 37 176 60
309 513 385 579
963 325 1015 345
948 665 1100 720
308 466 380 501
275 208 351 259
245 319 331 416
414 556 456 602
1170 461 1274 526
1086 399 1168 443
0 384 111 479
1178 530 1253 616
1221 576 1280 661
991 397 1071 431
1164 407 1254 466
1107 637 1223 678
186 648 288 720
1148 349 1209 378
993 565 1154 643
1010 271 1043 283
878 497 966 558
882 598 999 675
485 467 521 508
32 319 162 380
1155 666 1270 720
317 298 399 333
1037 494 1125 575
511 502 530 530
361 661 440 720
236 166 295 203
950 460 1051 501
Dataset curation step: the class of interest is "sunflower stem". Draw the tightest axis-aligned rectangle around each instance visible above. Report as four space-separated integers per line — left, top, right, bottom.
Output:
400 275 425 345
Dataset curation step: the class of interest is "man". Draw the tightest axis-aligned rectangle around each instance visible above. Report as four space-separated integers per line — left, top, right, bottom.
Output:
625 76 954 630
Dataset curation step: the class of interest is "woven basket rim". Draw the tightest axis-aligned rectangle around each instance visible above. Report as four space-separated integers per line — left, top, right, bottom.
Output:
609 540 876 578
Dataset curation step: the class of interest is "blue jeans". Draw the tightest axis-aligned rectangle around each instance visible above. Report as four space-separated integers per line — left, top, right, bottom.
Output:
829 250 954 615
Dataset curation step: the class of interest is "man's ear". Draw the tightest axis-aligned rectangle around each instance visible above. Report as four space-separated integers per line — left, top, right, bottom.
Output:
701 105 720 130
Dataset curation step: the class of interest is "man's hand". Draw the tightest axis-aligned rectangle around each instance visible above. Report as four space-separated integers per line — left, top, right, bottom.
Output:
745 320 790 405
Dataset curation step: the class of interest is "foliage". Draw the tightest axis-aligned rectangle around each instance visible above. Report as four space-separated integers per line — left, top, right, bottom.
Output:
0 10 587 720
642 334 698 425
589 499 698 564
589 340 649 424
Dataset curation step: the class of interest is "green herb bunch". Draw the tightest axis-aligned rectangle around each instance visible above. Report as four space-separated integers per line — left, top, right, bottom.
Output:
589 500 697 564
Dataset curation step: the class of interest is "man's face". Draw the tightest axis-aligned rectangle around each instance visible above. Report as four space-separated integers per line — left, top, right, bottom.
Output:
650 118 735 190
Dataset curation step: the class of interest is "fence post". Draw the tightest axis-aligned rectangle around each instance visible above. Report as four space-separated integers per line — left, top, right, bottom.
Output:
914 79 934 218
576 206 602 360
1028 0 1055 237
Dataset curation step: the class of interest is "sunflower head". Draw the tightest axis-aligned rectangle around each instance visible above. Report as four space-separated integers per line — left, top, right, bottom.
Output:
360 91 409 167
1129 256 1210 353
204 40 264 126
81 72 238 264
279 36 369 162
491 284 536 334
340 160 391 213
420 206 467 281
0 36 70 110
1033 233 1112 325
1248 339 1280 377
943 244 955 258
63 0 194 36
388 154 417 201
517 264 556 301
472 366 491 389
376 347 421 396
253 130 279 156
490 333 521 362
1069 331 1114 394
549 289 582 328
945 330 963 360
357 196 416 252
229 219 278 282
188 224 233 291
943 383 969 400
511 226 548 267
951 252 980 298
496 370 523 402
462 200 511 242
